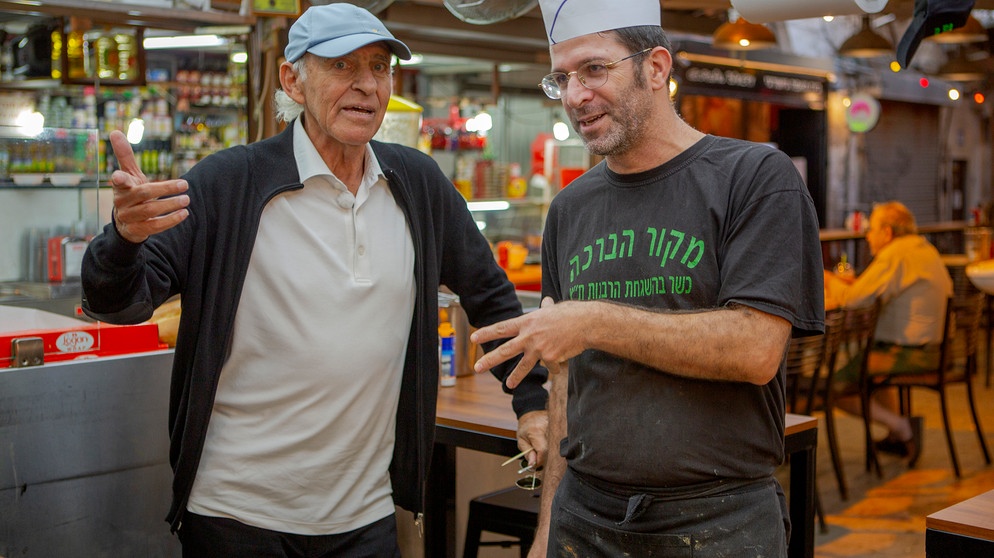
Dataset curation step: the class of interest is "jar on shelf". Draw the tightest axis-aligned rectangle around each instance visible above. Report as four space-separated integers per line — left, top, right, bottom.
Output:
66 30 90 80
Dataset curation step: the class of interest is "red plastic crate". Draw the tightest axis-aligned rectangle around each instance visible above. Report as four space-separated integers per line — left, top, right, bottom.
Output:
1 322 165 368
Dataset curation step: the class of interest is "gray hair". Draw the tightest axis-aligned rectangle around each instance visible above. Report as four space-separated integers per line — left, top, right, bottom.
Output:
274 58 308 123
872 201 918 236
610 25 672 85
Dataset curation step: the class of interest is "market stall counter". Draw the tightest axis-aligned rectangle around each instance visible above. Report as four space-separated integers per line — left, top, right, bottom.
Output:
0 349 177 557
0 304 178 556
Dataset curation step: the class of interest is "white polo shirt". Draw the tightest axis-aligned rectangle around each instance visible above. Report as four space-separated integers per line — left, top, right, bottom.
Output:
187 121 416 534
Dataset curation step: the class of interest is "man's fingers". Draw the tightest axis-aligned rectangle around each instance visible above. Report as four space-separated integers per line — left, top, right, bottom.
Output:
112 179 190 244
504 354 540 388
109 130 146 183
117 195 190 222
516 410 549 468
113 176 188 202
474 335 524 373
115 206 189 244
124 209 190 239
471 315 521 345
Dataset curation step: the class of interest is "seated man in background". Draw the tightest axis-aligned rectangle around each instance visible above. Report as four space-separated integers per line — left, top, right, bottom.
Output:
824 201 952 464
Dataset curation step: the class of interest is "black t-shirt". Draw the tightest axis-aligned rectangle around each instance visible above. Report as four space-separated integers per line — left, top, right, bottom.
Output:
542 135 824 489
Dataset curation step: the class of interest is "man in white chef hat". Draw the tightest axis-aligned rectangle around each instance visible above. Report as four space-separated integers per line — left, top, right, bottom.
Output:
470 1 825 556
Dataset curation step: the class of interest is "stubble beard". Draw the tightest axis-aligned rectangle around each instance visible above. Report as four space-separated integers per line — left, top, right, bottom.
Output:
574 79 652 157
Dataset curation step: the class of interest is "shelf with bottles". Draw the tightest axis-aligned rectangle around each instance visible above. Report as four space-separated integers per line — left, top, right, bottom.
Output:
62 27 143 86
0 126 100 189
171 111 247 175
170 66 248 112
8 19 146 87
452 158 558 203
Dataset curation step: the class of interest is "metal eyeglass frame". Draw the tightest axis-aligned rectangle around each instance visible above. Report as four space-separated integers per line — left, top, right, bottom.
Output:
539 47 653 100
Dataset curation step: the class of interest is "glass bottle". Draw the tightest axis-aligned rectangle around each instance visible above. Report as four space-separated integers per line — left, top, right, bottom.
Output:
50 29 62 80
835 253 854 280
95 31 117 80
438 310 456 387
66 30 89 79
115 32 137 81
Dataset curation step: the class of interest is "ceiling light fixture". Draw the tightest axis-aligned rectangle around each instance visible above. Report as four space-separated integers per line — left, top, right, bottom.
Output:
467 200 510 212
713 11 777 51
838 16 893 59
397 53 424 66
143 34 226 50
934 49 987 82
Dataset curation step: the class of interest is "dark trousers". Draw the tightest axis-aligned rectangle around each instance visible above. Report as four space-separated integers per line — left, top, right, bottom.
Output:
178 512 402 558
547 468 789 558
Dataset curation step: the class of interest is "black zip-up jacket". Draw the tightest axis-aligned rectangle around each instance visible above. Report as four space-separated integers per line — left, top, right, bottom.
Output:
81 122 548 531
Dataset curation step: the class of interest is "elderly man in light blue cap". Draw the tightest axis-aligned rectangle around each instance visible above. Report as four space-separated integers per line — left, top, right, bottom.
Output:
81 3 550 556
471 0 825 556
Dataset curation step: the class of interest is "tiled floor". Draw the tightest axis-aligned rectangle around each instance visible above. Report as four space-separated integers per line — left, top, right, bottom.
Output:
800 372 994 557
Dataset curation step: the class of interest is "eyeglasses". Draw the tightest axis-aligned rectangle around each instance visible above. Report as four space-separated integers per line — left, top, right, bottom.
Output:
539 47 653 100
516 471 542 490
502 449 543 490
514 458 543 490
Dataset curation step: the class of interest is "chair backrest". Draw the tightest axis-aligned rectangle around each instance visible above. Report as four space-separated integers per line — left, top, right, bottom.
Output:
784 330 825 414
949 264 982 299
784 308 844 415
939 291 986 380
828 300 881 390
822 307 847 364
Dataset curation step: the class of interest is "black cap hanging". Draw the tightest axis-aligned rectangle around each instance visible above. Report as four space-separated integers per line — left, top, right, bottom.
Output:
896 0 976 68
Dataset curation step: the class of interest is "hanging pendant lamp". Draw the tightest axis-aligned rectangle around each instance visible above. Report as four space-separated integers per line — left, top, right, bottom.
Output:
713 15 777 51
935 48 987 81
838 16 893 59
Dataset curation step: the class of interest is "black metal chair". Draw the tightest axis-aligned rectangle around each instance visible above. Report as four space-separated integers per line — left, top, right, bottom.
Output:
784 307 846 509
863 292 991 477
824 301 881 484
786 309 845 416
463 486 541 558
783 308 843 532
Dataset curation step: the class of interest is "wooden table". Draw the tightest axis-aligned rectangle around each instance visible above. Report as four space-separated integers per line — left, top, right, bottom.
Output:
925 489 994 557
428 372 819 558
821 221 972 272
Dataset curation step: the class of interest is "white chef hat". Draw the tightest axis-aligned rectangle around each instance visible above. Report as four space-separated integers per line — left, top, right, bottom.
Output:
539 0 662 44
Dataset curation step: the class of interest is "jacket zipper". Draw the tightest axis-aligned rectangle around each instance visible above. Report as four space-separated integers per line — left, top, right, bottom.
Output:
385 168 429 532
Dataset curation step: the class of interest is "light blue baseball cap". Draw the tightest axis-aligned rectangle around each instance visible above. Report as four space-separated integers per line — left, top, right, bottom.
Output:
284 3 412 63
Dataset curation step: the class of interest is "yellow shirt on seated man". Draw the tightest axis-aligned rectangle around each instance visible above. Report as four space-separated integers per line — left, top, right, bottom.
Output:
823 201 953 463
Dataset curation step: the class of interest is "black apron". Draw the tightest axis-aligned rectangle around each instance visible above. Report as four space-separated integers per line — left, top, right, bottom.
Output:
547 468 789 557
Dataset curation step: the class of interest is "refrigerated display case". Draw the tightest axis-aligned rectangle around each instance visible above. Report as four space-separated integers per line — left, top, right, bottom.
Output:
0 125 101 317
